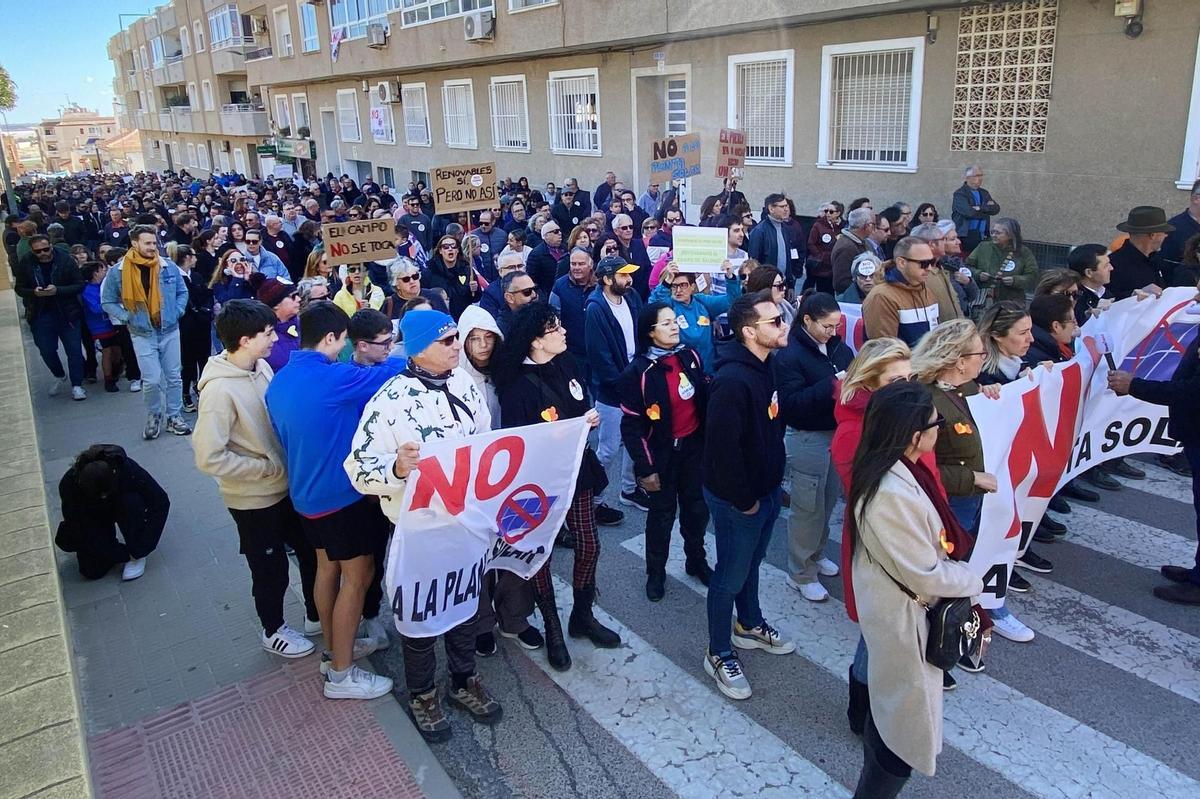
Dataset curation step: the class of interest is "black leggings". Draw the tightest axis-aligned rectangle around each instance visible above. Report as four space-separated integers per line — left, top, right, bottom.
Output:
229 499 318 636
866 712 913 778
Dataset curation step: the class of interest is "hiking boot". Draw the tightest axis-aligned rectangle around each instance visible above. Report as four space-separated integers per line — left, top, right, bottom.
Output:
447 674 503 725
409 688 451 742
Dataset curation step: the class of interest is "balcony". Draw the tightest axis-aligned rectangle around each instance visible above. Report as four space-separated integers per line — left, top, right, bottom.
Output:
152 59 185 85
170 106 196 133
211 41 250 75
158 110 175 132
219 104 269 136
244 46 273 63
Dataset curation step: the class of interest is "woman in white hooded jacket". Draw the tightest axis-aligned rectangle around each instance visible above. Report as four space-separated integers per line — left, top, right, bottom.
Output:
457 304 503 424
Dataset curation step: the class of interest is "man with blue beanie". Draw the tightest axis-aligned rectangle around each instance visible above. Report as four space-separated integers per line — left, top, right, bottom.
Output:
266 302 404 701
346 307 502 742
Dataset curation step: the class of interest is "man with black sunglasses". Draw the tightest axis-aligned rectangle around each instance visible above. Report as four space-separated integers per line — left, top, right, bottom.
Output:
496 270 538 336
14 233 88 400
399 195 434 252
862 237 941 347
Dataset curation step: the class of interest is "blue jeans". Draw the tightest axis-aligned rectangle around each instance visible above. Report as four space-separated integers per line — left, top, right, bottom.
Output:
595 401 636 498
851 635 869 682
705 486 782 657
31 311 84 387
131 327 183 418
1185 444 1200 585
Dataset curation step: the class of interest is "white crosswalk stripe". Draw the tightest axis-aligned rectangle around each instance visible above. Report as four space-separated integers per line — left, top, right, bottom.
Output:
620 536 1200 798
1114 462 1193 504
1060 505 1196 570
523 576 851 799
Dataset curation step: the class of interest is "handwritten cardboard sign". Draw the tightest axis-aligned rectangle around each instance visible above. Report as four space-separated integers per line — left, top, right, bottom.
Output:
715 128 746 179
431 162 498 215
649 133 701 185
323 219 395 267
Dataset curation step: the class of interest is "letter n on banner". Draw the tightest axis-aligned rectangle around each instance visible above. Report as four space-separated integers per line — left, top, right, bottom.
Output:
1007 364 1083 504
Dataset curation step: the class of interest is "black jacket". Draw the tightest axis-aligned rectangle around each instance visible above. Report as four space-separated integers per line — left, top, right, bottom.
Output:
773 326 853 432
13 249 85 324
399 212 434 251
702 342 786 510
423 255 479 320
1131 333 1200 446
747 217 807 283
618 347 708 478
1074 285 1104 326
56 445 170 551
551 201 585 236
1022 325 1072 368
526 242 561 297
53 214 88 246
1107 240 1164 301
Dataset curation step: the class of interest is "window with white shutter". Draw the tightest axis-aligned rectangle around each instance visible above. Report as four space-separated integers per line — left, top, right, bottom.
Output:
489 76 529 152
818 38 925 172
442 79 477 149
727 51 793 166
547 68 600 155
401 83 431 146
336 88 361 142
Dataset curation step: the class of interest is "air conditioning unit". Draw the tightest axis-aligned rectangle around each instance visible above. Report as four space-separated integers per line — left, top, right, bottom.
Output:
463 10 494 42
376 80 401 104
366 22 388 48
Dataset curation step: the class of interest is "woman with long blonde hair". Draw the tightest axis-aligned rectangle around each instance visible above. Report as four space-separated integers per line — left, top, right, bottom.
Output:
303 248 341 295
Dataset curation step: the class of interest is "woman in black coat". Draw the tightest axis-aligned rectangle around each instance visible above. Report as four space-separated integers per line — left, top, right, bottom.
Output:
773 291 854 602
495 302 618 672
422 234 480 320
56 444 169 581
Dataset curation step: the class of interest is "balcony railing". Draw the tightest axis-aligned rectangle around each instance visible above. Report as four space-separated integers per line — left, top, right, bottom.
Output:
157 110 175 132
244 46 273 62
212 35 254 52
219 104 270 136
170 106 195 133
211 44 248 74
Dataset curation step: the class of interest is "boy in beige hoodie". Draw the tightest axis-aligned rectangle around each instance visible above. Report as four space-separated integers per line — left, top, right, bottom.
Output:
193 299 318 660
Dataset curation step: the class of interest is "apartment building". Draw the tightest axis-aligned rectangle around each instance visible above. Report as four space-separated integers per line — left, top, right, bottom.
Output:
107 1 278 181
1 128 44 177
117 0 1200 245
35 105 116 173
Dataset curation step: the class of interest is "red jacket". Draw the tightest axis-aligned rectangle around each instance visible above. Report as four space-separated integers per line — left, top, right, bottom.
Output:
830 382 951 622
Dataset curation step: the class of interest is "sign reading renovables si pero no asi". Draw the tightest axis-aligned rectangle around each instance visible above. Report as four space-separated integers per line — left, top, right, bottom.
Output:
322 219 396 267
431 162 499 215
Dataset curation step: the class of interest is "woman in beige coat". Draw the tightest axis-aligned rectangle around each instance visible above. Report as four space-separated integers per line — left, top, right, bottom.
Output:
847 381 984 796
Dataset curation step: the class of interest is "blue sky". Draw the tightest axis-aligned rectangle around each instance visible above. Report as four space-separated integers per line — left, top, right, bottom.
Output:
2 0 135 124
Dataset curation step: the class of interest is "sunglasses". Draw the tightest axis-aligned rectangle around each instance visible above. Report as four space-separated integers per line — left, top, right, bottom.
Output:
433 333 458 346
397 274 419 283
32 247 51 254
616 225 633 231
245 239 261 244
754 315 784 328
903 257 936 269
440 243 459 250
346 266 364 273
921 415 947 431
562 191 576 197
771 280 785 289
362 336 394 348
585 228 599 234
507 286 537 298
228 257 245 263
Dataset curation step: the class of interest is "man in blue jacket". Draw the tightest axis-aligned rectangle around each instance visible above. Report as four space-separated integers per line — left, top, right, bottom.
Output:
549 246 598 384
266 302 405 700
585 255 645 516
747 193 806 287
243 230 289 280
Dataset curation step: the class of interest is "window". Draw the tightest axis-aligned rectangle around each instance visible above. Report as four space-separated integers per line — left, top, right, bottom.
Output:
139 45 148 72
547 68 600 155
151 37 164 67
187 142 197 167
1180 30 1200 188
275 95 292 133
370 85 396 144
273 7 294 57
818 38 924 172
951 0 1057 153
299 0 319 52
401 82 431 146
187 82 198 109
292 94 310 132
336 88 361 142
218 149 230 172
509 0 554 11
194 20 205 52
400 0 492 28
233 145 246 175
137 90 146 111
202 80 214 111
330 0 394 39
489 75 529 152
442 79 476 148
728 50 794 166
197 142 210 170
210 4 251 50
180 27 191 56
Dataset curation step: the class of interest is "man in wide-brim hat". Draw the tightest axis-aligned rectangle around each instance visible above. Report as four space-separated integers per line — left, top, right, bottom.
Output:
1108 206 1173 301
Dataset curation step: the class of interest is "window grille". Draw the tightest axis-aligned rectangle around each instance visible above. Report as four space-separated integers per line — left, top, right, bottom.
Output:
828 48 914 165
442 80 477 148
548 71 600 154
401 84 431 146
734 59 788 162
490 77 529 151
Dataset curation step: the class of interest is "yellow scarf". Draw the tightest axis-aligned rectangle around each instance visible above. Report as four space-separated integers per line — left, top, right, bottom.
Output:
121 249 163 327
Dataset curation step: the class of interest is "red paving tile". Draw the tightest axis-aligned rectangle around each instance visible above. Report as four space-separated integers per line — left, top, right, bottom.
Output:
88 659 427 799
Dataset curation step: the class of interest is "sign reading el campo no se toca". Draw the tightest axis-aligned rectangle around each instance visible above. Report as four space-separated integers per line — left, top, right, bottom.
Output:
322 219 395 267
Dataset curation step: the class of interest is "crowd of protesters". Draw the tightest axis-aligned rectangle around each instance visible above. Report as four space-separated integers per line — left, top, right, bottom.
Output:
10 163 1200 797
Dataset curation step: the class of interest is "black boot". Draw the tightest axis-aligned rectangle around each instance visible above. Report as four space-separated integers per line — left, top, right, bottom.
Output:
847 665 870 736
568 584 622 648
555 525 576 549
535 591 572 671
646 569 665 602
854 716 911 799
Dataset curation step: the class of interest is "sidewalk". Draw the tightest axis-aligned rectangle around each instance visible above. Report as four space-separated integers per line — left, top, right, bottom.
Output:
11 273 459 797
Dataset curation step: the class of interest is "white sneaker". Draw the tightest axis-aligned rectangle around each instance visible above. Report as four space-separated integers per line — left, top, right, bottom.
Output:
318 637 382 674
704 649 751 700
358 616 391 651
788 576 829 602
815 557 840 577
303 617 322 636
49 377 68 397
129 379 142 392
71 386 87 401
121 557 146 581
992 612 1035 643
323 664 393 700
262 624 316 659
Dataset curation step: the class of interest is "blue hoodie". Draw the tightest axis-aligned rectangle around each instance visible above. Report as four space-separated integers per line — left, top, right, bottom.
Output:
265 349 405 515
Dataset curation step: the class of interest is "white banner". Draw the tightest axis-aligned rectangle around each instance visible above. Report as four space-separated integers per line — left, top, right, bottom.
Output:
966 288 1198 608
384 418 590 637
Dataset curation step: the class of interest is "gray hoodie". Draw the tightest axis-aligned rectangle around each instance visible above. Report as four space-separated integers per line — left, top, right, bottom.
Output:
457 304 504 425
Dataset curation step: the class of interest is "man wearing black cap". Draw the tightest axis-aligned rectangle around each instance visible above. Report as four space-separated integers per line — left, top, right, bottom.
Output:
1108 206 1172 301
586 255 643 519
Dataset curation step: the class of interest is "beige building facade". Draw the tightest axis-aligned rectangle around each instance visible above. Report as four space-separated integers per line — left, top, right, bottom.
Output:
35 105 116 173
1 129 44 177
116 0 1200 246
